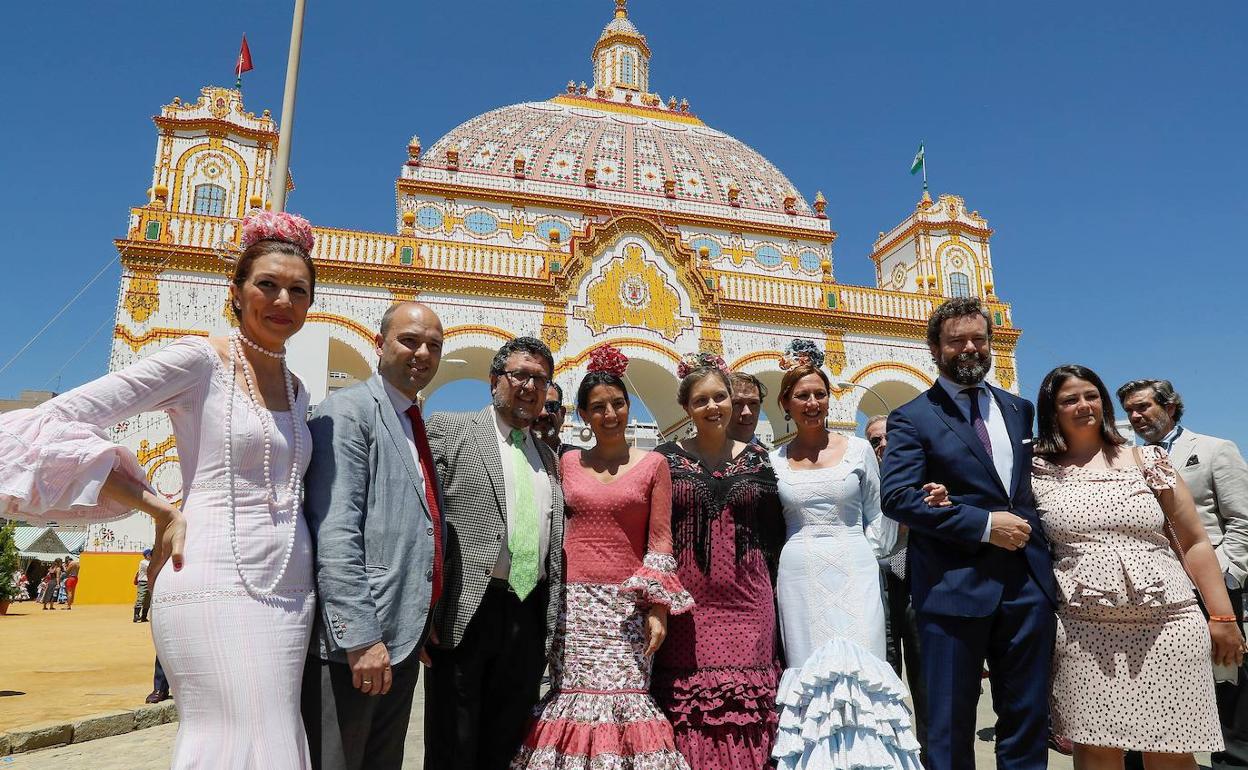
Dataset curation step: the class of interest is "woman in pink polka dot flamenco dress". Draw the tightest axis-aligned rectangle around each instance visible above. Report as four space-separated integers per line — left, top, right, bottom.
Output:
512 346 694 770
651 353 787 770
1030 365 1242 764
0 211 320 769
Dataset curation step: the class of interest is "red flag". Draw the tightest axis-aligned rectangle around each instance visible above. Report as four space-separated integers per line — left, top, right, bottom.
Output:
234 35 253 84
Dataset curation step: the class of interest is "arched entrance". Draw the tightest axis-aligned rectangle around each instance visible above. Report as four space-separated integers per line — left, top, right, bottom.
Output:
327 337 373 394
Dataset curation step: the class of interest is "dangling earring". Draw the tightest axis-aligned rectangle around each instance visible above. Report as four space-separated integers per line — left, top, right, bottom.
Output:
784 410 790 425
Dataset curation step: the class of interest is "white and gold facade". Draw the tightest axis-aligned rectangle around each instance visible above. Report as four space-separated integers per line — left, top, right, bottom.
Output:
95 2 1020 559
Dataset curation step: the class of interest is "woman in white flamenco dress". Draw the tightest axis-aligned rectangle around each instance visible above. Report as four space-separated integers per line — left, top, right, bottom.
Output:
0 211 320 769
768 347 923 770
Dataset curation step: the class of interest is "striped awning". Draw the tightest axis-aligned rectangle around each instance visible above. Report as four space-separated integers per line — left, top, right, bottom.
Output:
11 526 85 560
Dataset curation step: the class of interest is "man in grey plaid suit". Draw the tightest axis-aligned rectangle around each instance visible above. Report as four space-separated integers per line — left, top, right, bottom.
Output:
423 336 565 770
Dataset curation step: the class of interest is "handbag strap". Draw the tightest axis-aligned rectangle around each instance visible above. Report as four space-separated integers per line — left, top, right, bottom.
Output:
1131 445 1196 582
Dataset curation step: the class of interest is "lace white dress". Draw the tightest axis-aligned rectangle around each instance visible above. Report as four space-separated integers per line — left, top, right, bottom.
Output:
0 337 314 768
769 436 920 769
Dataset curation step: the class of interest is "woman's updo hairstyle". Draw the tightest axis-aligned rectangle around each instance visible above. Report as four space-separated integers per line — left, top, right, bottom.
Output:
577 345 631 411
675 351 731 407
231 210 318 317
776 338 830 411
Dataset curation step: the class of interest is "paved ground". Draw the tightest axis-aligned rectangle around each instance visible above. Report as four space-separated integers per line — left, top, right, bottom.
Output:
8 684 1078 769
0 604 1209 768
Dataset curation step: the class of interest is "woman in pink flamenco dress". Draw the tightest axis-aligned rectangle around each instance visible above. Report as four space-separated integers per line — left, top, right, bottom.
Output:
652 353 787 770
513 346 694 769
0 211 320 769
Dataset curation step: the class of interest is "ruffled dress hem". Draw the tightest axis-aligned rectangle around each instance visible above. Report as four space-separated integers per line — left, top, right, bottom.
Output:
773 637 922 770
511 693 691 769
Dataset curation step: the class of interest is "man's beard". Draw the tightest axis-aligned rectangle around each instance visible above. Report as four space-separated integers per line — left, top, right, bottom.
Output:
1135 417 1167 443
937 350 992 386
492 390 534 426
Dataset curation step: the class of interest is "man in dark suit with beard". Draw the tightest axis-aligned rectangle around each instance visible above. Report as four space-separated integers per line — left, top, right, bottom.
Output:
881 297 1057 770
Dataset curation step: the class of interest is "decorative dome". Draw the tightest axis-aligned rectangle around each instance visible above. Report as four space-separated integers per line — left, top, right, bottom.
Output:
419 100 811 218
408 1 814 222
600 14 641 38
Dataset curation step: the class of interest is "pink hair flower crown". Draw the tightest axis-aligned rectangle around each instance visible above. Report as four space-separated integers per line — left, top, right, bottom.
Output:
587 345 629 378
778 338 825 371
677 351 728 380
240 210 315 254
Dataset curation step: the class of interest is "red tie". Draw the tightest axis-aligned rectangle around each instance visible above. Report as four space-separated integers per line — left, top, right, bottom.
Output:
406 405 443 607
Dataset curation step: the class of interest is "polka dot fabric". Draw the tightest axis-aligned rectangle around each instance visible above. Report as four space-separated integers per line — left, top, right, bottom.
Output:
651 442 785 770
1032 445 1223 752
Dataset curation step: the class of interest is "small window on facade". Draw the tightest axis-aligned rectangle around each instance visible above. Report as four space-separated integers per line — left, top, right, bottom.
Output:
948 271 971 298
193 184 226 217
622 54 634 85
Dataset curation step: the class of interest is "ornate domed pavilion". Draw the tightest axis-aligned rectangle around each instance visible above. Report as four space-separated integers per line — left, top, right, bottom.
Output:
80 0 1020 599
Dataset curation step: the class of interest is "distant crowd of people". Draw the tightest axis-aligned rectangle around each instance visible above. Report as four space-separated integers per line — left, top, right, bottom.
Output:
1 209 1246 770
10 555 80 610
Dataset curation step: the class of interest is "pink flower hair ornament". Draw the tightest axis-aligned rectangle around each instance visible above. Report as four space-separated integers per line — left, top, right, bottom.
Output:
587 345 629 378
240 210 315 254
676 351 728 380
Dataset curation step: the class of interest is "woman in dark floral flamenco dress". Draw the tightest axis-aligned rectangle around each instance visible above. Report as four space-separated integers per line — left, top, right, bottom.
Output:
512 346 694 770
652 353 786 770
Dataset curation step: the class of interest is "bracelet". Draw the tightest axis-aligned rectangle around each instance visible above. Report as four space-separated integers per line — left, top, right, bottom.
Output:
1209 614 1239 623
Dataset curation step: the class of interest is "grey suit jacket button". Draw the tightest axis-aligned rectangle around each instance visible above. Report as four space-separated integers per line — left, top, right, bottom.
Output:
335 630 343 639
483 567 490 576
425 568 433 580
427 526 434 536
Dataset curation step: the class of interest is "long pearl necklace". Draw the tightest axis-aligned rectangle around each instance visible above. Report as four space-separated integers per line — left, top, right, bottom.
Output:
224 332 302 596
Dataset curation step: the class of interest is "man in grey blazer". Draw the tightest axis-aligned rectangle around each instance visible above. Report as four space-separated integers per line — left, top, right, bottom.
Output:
1120 378 1248 770
301 302 446 770
423 336 565 770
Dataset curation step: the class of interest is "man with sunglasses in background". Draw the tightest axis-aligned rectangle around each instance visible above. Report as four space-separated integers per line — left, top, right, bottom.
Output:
423 336 567 769
535 381 575 457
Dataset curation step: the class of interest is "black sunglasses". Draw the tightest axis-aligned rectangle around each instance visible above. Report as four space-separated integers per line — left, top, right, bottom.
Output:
544 400 563 414
868 435 885 447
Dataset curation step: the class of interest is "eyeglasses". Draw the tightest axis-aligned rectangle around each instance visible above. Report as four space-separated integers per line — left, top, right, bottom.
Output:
502 370 550 390
868 435 885 448
544 400 563 414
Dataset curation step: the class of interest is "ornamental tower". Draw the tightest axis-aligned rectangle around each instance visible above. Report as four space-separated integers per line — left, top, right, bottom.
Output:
592 0 651 96
144 86 278 224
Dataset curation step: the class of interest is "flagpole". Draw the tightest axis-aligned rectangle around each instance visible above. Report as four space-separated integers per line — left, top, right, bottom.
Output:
270 0 306 212
922 143 929 193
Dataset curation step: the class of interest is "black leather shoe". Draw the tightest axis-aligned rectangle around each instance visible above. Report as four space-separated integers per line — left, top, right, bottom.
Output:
145 690 170 704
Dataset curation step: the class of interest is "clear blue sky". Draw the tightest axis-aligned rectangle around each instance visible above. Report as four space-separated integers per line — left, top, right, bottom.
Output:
1 2 1245 446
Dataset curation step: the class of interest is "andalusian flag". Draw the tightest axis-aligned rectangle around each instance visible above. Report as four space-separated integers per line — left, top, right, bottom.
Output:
909 142 925 176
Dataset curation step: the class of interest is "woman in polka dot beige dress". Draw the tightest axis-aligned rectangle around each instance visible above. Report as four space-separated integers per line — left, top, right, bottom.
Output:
1030 364 1244 767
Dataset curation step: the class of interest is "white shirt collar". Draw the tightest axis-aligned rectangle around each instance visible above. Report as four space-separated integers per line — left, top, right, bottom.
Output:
492 406 528 445
381 376 419 418
937 375 989 402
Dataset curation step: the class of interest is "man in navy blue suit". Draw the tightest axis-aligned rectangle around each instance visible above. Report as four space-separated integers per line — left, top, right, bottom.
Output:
881 297 1057 770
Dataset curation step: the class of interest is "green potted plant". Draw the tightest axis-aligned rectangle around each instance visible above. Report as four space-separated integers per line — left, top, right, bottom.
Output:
0 521 21 615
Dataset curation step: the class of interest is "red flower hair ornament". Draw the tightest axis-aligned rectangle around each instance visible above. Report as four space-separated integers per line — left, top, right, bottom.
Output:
587 345 629 378
240 210 315 254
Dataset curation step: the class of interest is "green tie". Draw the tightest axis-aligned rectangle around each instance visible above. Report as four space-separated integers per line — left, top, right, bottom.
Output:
507 428 540 600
